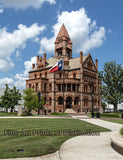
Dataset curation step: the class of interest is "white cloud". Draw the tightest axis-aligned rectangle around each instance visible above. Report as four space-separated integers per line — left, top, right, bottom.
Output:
15 50 20 58
0 23 46 72
0 4 4 13
14 56 37 89
0 77 14 87
0 0 56 10
39 8 106 55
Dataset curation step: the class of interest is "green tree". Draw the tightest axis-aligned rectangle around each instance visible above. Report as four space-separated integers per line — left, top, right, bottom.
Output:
0 84 22 112
23 88 38 113
99 61 123 112
0 84 10 112
9 86 22 112
102 102 107 112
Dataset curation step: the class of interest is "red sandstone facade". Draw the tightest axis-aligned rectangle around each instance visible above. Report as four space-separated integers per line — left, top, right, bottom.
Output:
26 24 102 113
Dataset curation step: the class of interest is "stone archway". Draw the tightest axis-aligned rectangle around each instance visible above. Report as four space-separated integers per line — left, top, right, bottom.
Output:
66 96 72 108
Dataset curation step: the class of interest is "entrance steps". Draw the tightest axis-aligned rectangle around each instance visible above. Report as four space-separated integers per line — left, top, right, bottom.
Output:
65 109 76 113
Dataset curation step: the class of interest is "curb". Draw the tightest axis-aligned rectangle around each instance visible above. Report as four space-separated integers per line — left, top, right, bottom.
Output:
110 131 123 155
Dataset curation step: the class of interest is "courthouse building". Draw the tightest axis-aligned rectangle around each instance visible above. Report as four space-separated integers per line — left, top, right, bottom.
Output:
26 24 102 113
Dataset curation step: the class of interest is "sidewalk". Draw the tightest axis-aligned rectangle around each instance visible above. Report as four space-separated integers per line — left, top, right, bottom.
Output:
59 118 123 160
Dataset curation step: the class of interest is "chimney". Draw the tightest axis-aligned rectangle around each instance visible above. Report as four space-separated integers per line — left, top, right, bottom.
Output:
80 51 83 64
95 59 98 71
32 63 35 69
37 55 39 64
44 53 46 61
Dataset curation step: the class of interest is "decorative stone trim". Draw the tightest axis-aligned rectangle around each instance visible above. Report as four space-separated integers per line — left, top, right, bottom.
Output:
110 131 123 155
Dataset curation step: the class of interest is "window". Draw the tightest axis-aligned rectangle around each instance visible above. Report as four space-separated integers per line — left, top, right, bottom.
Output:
45 72 47 78
35 74 37 78
74 97 79 105
44 84 47 92
77 85 79 92
36 83 38 91
72 84 76 91
59 72 62 78
44 97 46 104
58 52 62 56
67 84 71 91
84 98 88 107
49 98 52 106
67 52 70 57
73 73 76 79
58 97 63 105
40 73 42 78
58 84 61 91
49 84 52 92
62 84 66 91
29 84 31 89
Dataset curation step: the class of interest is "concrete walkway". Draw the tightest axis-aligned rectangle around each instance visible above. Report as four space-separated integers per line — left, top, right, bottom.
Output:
59 117 123 160
1 116 123 160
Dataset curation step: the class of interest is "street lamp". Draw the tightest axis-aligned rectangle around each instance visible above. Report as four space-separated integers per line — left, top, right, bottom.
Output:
90 84 94 118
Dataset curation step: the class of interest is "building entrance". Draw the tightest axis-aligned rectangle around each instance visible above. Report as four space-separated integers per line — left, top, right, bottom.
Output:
66 97 72 108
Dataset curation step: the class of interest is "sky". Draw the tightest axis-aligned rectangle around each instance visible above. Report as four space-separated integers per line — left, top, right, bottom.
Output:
0 0 122 89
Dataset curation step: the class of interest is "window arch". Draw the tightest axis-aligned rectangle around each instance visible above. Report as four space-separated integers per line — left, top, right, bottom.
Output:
58 97 63 105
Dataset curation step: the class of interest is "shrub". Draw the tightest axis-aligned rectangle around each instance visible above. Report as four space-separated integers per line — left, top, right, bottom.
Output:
120 128 123 135
51 112 69 116
21 112 32 116
21 113 28 116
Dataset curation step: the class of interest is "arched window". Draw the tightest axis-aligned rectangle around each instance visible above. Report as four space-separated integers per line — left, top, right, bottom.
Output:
35 74 37 78
73 73 76 79
49 98 52 106
40 73 42 78
58 97 63 105
29 84 31 89
74 97 79 105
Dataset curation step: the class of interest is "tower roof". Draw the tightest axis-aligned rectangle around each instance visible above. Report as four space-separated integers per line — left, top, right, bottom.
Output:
56 24 70 39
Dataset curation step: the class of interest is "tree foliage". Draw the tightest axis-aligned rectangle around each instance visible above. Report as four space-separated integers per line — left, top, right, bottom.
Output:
0 84 22 112
23 88 38 113
99 61 123 112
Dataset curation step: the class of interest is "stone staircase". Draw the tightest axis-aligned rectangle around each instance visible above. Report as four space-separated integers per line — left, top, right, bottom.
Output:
65 109 76 113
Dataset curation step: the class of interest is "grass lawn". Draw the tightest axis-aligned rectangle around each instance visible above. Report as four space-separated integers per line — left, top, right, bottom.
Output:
0 111 17 116
0 118 110 159
102 119 123 124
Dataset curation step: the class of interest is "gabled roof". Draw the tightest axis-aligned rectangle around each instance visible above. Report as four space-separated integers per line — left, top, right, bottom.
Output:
56 24 70 39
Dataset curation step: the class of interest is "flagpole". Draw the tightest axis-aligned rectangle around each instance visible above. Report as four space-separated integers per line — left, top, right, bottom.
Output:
54 71 55 112
63 58 65 113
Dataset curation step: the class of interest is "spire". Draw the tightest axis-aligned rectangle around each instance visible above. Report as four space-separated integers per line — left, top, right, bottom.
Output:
55 24 72 59
56 24 70 39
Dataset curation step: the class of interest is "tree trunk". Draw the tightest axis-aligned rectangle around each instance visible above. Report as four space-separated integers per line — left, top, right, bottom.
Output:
114 103 117 112
10 108 13 112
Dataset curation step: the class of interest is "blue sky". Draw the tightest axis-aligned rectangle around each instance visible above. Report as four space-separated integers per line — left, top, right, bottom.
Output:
0 0 122 89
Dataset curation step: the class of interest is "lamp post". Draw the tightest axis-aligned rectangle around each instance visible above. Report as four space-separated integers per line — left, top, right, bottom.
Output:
90 84 94 118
